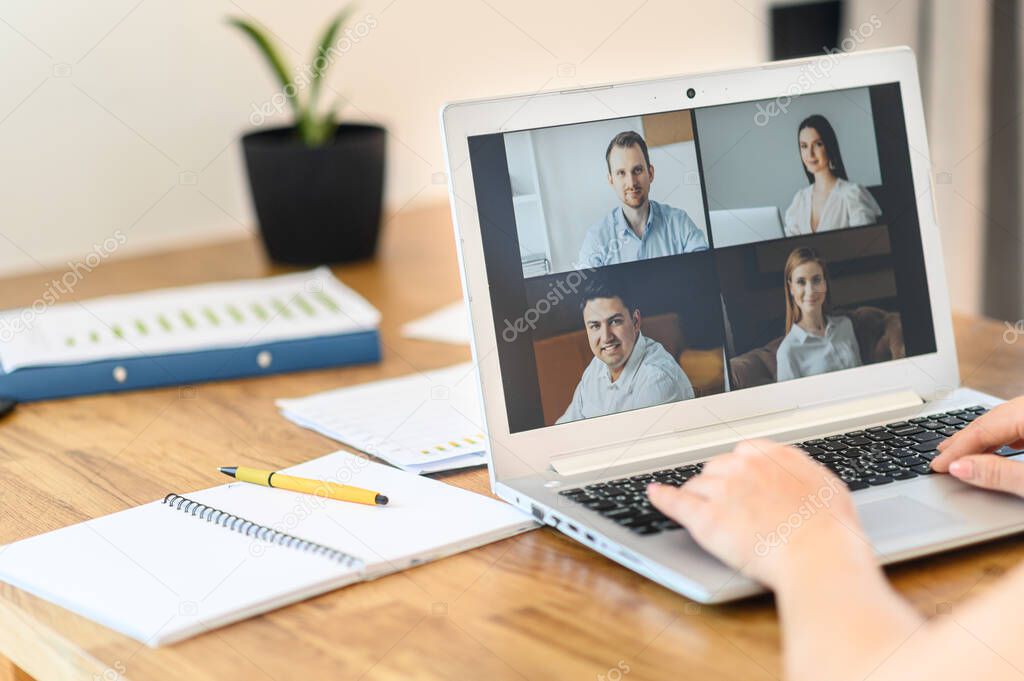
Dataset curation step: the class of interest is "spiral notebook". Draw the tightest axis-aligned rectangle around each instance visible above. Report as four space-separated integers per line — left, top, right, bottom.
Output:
0 451 534 646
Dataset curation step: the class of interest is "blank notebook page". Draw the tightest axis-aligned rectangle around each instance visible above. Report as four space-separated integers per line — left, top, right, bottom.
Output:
0 499 360 646
191 451 533 577
0 451 532 646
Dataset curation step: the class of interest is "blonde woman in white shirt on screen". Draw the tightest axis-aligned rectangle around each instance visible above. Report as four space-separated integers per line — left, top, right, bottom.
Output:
775 247 861 382
783 114 882 236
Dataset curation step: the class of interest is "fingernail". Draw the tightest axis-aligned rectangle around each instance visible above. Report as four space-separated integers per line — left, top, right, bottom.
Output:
950 460 973 479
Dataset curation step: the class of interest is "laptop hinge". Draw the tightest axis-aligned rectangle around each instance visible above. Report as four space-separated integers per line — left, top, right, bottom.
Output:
549 389 923 477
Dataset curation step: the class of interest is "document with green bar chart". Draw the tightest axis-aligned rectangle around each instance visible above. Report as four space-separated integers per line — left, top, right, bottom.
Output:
0 268 380 374
277 363 487 474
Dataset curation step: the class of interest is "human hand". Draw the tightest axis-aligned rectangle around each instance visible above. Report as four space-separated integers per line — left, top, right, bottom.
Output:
647 440 867 588
931 397 1024 495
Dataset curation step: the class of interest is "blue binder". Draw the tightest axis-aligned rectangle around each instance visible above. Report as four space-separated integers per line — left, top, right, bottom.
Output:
0 329 380 402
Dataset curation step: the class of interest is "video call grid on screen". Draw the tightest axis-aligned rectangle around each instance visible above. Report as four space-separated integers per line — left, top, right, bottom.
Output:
468 82 937 434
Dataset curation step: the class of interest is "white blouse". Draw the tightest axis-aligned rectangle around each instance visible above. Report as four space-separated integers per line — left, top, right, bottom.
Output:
783 177 882 237
776 315 862 382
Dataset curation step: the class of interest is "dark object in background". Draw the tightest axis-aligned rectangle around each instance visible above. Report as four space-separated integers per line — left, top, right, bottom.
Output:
0 399 14 420
983 0 1023 320
770 0 843 60
242 124 386 265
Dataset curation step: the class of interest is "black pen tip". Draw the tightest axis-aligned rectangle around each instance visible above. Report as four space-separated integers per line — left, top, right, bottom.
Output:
219 467 237 477
375 494 389 506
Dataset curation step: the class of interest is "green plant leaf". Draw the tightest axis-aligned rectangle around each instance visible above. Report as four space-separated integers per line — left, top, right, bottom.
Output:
318 96 345 140
305 123 328 147
307 7 354 124
296 113 318 145
228 17 302 122
303 110 336 147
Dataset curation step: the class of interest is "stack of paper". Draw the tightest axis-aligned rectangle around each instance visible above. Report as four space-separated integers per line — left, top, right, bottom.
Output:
400 301 471 345
278 363 488 474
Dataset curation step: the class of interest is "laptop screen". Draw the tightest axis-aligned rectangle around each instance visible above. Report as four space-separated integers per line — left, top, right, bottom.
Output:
466 82 936 434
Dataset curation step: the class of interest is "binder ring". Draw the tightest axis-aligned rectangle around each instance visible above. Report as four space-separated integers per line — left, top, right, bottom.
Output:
160 493 360 568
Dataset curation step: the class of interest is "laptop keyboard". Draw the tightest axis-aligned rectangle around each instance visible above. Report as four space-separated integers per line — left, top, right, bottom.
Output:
557 405 1019 537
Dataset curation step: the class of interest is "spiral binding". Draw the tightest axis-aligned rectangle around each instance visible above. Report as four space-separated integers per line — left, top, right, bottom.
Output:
162 493 362 568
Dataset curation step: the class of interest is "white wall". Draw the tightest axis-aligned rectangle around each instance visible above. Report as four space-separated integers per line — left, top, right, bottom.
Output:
648 140 706 238
0 0 771 276
845 0 993 315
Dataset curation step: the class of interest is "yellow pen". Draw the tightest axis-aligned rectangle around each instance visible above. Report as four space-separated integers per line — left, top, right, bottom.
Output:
218 466 389 506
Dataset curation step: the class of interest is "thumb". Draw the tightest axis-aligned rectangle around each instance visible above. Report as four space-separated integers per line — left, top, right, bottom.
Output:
948 455 1024 496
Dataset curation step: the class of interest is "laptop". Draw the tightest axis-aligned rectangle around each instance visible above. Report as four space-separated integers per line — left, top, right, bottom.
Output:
440 47 1024 603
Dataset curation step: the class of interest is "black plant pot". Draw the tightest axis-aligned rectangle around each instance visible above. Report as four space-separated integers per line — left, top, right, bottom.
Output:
242 124 386 265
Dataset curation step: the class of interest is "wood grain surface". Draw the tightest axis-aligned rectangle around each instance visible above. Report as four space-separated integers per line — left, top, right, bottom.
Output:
1 203 1023 681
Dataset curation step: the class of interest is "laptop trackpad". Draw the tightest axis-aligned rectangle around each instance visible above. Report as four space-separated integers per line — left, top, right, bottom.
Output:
858 496 952 542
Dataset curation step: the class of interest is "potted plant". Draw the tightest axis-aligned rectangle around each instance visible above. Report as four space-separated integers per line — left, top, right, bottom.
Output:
230 9 386 264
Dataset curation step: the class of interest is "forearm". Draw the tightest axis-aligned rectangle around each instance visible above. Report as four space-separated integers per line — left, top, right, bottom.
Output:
772 526 923 681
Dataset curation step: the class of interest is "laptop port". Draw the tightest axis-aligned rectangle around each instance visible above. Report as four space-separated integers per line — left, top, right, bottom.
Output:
531 504 545 521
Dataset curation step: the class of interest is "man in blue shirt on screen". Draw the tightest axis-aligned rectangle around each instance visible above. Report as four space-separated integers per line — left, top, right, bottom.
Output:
577 130 708 268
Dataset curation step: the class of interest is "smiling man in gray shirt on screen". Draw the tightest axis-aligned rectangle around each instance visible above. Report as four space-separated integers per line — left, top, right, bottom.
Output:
577 130 708 269
556 279 694 424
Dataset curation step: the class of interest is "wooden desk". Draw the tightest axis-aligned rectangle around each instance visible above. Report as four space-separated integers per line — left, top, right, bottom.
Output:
1 203 1023 681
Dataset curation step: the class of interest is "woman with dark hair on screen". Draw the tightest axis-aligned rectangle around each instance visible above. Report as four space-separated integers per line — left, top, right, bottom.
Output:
783 114 881 236
775 247 861 382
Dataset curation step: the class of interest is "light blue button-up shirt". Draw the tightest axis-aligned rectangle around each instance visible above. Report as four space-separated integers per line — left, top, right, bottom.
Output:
556 333 695 424
577 200 708 269
776 315 862 382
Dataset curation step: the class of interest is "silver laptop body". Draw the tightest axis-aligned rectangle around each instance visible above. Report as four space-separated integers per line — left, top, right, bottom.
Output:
441 47 1024 603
